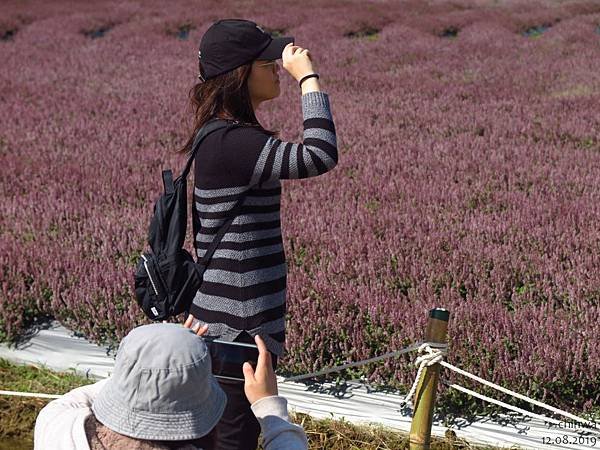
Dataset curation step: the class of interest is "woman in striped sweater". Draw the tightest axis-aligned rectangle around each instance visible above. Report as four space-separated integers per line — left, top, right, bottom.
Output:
177 19 338 450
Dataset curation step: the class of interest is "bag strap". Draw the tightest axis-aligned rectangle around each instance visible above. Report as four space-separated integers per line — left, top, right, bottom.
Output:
180 118 234 181
160 118 231 195
181 118 249 268
162 170 175 195
196 189 249 267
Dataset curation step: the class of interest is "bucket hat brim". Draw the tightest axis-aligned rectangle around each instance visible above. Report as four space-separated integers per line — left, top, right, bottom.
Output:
91 373 227 441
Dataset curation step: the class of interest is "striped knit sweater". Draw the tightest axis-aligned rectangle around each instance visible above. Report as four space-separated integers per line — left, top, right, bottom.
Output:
189 90 337 357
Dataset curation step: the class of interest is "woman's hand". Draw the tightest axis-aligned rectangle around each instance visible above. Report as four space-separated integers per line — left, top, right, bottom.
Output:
183 313 209 336
282 42 315 82
242 334 278 405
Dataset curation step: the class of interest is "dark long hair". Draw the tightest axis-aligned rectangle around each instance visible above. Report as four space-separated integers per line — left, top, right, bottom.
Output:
176 62 279 156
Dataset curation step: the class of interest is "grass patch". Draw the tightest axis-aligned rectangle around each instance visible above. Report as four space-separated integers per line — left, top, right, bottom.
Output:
1 29 17 41
521 21 558 38
0 358 514 449
80 23 114 39
282 412 515 449
165 22 194 40
439 27 459 38
0 358 95 448
345 25 380 41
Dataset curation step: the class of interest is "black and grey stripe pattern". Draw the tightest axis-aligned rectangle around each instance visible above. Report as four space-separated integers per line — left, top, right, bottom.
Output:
190 91 337 357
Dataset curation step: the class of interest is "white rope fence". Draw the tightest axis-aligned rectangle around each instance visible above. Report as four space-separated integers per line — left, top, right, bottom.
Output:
280 341 424 382
440 381 599 436
0 389 61 399
439 358 598 432
402 344 600 437
398 342 448 410
2 339 599 439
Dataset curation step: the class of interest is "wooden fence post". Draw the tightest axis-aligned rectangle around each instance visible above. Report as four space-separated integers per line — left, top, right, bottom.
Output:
409 308 450 450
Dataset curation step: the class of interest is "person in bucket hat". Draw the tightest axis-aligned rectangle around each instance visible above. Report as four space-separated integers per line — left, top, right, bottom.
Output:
34 322 308 449
178 16 337 450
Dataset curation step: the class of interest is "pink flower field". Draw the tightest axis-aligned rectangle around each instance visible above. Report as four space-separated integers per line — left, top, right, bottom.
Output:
1 0 600 417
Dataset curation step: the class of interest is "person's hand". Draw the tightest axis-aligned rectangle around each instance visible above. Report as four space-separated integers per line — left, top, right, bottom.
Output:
242 334 278 405
183 313 209 336
282 42 315 82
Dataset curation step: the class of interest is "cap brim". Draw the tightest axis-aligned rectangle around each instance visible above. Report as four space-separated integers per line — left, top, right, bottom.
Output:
256 36 294 60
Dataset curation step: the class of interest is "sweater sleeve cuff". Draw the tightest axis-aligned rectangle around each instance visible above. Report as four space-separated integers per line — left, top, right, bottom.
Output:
250 395 290 420
301 91 332 122
302 91 329 108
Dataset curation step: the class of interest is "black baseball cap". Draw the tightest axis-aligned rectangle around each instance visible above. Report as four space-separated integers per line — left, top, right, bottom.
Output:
198 19 294 81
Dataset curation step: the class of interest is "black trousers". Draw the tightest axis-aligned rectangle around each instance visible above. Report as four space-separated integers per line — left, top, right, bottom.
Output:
204 331 278 450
